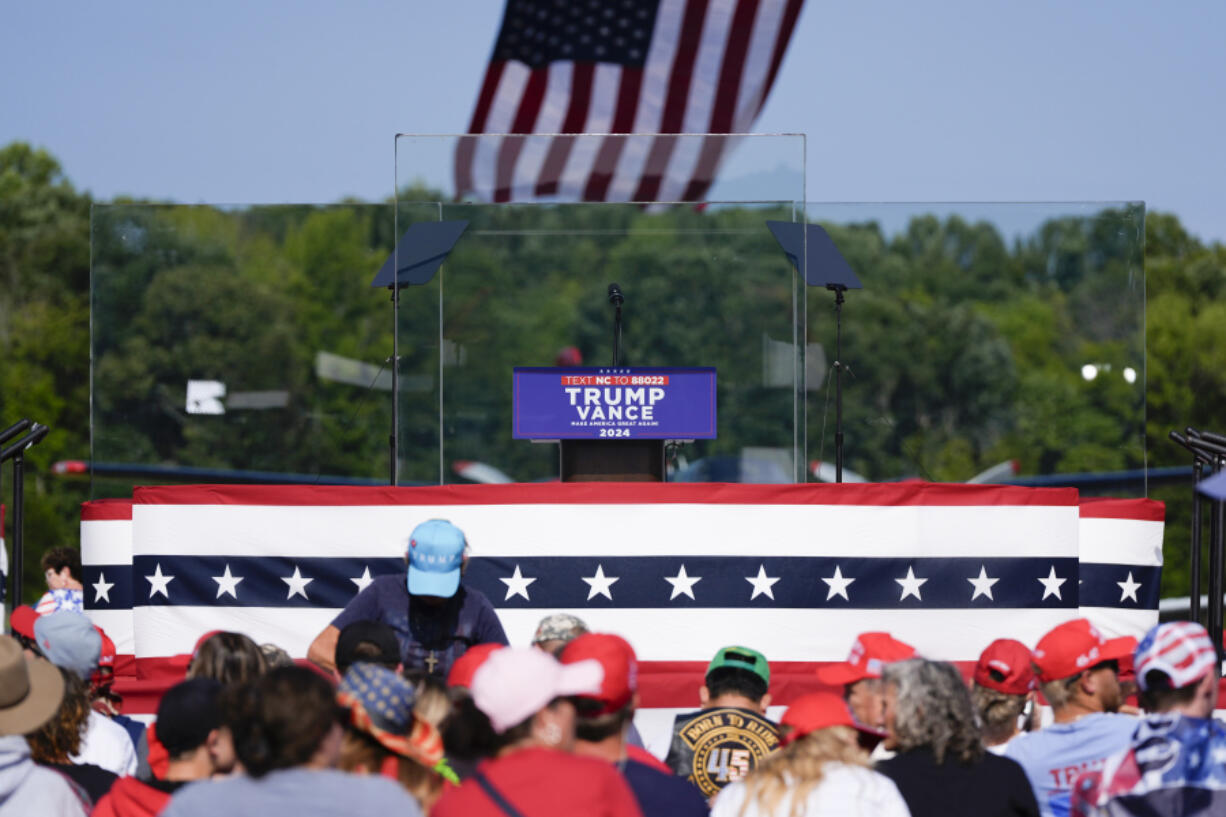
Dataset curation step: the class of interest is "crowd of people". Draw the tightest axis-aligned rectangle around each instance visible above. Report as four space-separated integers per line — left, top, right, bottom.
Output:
3 520 1225 816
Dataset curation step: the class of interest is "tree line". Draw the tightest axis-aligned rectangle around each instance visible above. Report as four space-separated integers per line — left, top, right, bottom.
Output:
2 141 1224 603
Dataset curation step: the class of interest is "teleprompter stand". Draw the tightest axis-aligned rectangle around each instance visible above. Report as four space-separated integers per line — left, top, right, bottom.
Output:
766 221 862 483
559 283 664 482
1170 427 1226 657
1 419 49 613
371 220 469 485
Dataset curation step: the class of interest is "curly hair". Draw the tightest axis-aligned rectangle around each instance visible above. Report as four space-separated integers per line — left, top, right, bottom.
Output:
25 667 90 763
737 726 867 817
883 659 983 765
40 547 82 583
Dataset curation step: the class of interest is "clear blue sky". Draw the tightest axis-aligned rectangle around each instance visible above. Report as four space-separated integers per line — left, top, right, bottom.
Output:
3 0 1222 242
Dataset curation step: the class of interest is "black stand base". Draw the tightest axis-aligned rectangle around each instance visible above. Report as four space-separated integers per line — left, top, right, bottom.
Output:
560 439 665 482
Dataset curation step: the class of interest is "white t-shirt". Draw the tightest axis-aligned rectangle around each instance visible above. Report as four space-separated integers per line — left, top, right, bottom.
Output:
710 762 911 817
71 710 137 776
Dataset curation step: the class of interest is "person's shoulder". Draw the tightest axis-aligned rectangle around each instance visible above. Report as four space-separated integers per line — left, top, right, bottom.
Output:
161 777 240 816
432 779 484 817
1089 712 1141 737
710 779 747 817
460 583 496 607
979 749 1032 781
825 762 905 793
331 769 423 809
1003 728 1044 760
370 573 406 592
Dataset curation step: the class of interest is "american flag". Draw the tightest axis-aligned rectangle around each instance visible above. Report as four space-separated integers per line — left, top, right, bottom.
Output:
454 0 806 203
82 483 1162 752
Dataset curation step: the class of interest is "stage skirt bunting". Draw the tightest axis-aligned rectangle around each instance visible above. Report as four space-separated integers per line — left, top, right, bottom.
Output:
81 499 135 676
87 483 1162 747
1077 497 1165 640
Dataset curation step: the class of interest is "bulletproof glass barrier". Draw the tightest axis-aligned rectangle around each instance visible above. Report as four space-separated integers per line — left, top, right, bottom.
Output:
802 202 1146 489
90 141 1144 491
394 133 807 484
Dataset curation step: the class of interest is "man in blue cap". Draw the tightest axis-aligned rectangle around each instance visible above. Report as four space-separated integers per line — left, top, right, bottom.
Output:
308 519 507 678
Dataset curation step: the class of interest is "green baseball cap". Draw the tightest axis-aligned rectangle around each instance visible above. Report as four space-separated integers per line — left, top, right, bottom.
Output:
707 645 770 687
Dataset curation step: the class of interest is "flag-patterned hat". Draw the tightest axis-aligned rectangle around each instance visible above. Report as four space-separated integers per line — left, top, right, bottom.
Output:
1134 621 1218 692
337 662 444 767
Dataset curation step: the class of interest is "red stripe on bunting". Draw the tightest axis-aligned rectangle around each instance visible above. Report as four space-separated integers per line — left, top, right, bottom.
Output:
1078 497 1166 522
113 657 988 714
132 482 1080 508
81 499 134 521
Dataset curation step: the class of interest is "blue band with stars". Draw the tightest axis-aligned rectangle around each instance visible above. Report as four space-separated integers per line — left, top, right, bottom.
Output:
82 555 1158 611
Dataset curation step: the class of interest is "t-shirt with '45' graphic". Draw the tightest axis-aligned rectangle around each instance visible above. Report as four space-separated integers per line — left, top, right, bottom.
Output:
664 706 780 799
1005 712 1138 817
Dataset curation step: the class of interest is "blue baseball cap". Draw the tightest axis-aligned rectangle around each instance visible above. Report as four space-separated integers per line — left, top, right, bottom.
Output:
406 519 466 598
34 610 101 680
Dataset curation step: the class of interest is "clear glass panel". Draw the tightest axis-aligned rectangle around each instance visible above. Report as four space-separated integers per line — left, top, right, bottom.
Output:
90 195 1143 490
90 203 407 492
803 203 1146 490
394 133 808 484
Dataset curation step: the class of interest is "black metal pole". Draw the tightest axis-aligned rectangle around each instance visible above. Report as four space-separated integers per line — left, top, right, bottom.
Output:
390 284 399 486
0 419 31 448
612 304 622 367
11 454 22 609
1211 456 1225 656
1192 455 1206 624
832 286 846 484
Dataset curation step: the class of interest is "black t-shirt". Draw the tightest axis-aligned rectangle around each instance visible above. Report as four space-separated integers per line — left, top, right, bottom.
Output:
330 576 508 677
664 707 780 799
876 746 1040 817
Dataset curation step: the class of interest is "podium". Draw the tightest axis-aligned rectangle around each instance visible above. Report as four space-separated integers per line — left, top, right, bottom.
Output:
560 439 665 482
512 367 717 483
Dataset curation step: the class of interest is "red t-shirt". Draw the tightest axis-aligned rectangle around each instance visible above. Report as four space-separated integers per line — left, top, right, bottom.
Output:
431 747 644 817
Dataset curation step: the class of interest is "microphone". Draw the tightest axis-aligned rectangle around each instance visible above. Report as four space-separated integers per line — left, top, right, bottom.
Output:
607 283 624 307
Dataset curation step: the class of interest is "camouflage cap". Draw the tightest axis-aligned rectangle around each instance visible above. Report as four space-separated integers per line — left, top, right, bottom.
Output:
532 613 588 644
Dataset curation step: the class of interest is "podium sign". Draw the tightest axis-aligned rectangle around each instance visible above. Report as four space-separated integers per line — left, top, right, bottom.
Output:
513 367 717 440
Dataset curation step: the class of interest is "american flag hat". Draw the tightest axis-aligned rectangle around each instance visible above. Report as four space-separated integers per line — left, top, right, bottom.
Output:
1134 621 1219 692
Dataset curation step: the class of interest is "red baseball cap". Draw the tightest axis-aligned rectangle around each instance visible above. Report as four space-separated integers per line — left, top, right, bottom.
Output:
779 692 859 745
447 643 503 689
1032 619 1136 683
95 627 116 668
815 632 916 686
973 639 1035 695
10 605 39 640
560 633 636 715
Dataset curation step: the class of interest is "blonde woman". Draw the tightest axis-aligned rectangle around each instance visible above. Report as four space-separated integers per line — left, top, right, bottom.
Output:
711 692 909 817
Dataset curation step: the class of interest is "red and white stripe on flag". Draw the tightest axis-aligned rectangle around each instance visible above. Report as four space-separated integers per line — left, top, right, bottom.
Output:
1077 497 1164 640
454 0 805 203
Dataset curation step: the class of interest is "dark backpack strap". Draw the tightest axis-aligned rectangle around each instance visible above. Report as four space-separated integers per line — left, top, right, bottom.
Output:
473 769 531 817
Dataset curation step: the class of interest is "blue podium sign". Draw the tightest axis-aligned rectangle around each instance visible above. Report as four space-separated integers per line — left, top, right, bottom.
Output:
513 367 717 440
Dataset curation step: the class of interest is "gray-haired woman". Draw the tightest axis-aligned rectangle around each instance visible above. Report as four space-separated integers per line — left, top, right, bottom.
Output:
875 659 1039 817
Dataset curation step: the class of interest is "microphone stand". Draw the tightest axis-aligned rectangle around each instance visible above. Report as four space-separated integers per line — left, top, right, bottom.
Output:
829 284 847 483
609 284 624 367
